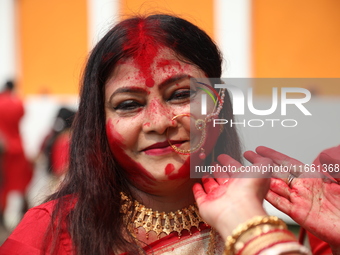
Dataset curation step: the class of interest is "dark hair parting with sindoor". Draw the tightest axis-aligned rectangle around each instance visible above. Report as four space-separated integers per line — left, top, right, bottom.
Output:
43 14 242 255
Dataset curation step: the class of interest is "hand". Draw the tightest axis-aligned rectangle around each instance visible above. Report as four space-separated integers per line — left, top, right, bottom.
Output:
319 152 340 182
253 146 340 249
193 153 271 240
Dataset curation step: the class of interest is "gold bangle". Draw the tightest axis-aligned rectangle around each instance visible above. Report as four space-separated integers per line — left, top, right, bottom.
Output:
258 241 311 255
240 230 297 255
224 216 287 255
234 224 283 253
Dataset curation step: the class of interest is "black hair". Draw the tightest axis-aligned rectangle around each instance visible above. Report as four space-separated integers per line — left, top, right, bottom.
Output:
3 80 14 92
44 14 241 255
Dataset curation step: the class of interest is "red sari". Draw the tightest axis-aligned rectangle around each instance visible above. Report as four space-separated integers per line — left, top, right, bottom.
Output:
0 200 224 254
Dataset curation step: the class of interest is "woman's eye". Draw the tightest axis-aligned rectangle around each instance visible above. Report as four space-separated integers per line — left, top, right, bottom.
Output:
113 100 143 111
169 89 196 101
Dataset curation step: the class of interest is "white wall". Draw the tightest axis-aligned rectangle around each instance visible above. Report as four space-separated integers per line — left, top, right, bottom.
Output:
21 95 78 159
214 0 251 78
0 0 16 90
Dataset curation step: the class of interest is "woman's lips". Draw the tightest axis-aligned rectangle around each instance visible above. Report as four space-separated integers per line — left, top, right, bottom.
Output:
142 140 187 156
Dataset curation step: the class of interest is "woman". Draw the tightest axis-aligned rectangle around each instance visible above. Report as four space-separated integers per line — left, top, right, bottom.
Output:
0 14 314 255
1 14 241 254
0 80 33 230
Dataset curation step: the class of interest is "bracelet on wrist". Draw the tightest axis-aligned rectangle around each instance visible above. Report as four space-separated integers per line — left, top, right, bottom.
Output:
238 229 301 255
224 215 287 255
223 215 311 255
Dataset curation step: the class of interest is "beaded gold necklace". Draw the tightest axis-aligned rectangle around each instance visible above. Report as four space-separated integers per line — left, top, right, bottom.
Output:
120 192 216 254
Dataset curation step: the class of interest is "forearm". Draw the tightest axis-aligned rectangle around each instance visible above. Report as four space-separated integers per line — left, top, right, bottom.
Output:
216 206 267 241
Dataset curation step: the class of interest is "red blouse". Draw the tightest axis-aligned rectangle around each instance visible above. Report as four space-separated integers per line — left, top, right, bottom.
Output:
0 200 73 254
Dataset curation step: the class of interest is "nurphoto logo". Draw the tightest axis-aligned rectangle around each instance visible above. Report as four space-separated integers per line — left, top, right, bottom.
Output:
199 81 312 128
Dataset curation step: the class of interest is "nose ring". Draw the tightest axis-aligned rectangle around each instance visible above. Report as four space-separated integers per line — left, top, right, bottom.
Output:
171 113 191 121
166 113 206 155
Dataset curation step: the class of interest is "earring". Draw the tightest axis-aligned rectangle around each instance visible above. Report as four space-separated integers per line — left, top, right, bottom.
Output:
199 148 206 160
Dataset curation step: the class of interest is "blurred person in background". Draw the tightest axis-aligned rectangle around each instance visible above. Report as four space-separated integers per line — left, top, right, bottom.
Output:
0 132 5 188
43 107 75 186
0 132 5 221
26 107 75 208
0 80 33 230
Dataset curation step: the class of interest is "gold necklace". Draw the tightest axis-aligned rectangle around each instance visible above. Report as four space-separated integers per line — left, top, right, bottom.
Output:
120 192 216 254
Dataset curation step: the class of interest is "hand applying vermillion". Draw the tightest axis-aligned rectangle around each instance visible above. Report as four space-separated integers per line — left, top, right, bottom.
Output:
253 146 340 253
193 152 272 240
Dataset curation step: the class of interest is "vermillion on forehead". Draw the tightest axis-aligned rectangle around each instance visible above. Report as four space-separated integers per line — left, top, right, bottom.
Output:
156 58 193 81
156 59 183 71
123 19 160 88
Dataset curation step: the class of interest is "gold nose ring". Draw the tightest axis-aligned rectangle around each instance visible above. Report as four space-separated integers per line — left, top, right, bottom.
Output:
166 113 206 155
171 113 191 121
167 113 192 155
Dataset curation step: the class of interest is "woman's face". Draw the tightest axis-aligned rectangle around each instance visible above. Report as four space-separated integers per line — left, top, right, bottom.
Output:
105 47 218 192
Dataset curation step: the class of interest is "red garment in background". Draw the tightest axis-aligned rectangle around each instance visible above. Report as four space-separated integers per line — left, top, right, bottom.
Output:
0 91 32 209
305 145 340 255
51 131 71 176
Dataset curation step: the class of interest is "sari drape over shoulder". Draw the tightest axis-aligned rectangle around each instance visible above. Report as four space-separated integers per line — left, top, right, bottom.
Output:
0 201 225 255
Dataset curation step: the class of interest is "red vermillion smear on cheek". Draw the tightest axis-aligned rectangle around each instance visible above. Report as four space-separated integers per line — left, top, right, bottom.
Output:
124 19 159 88
105 121 156 188
165 163 175 175
168 157 190 180
106 120 126 148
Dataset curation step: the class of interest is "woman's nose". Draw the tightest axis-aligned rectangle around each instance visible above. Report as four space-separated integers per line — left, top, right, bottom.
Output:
142 100 177 134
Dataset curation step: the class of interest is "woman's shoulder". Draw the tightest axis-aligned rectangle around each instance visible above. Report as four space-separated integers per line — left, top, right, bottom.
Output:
0 201 55 254
28 199 57 214
28 195 76 216
0 197 75 254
